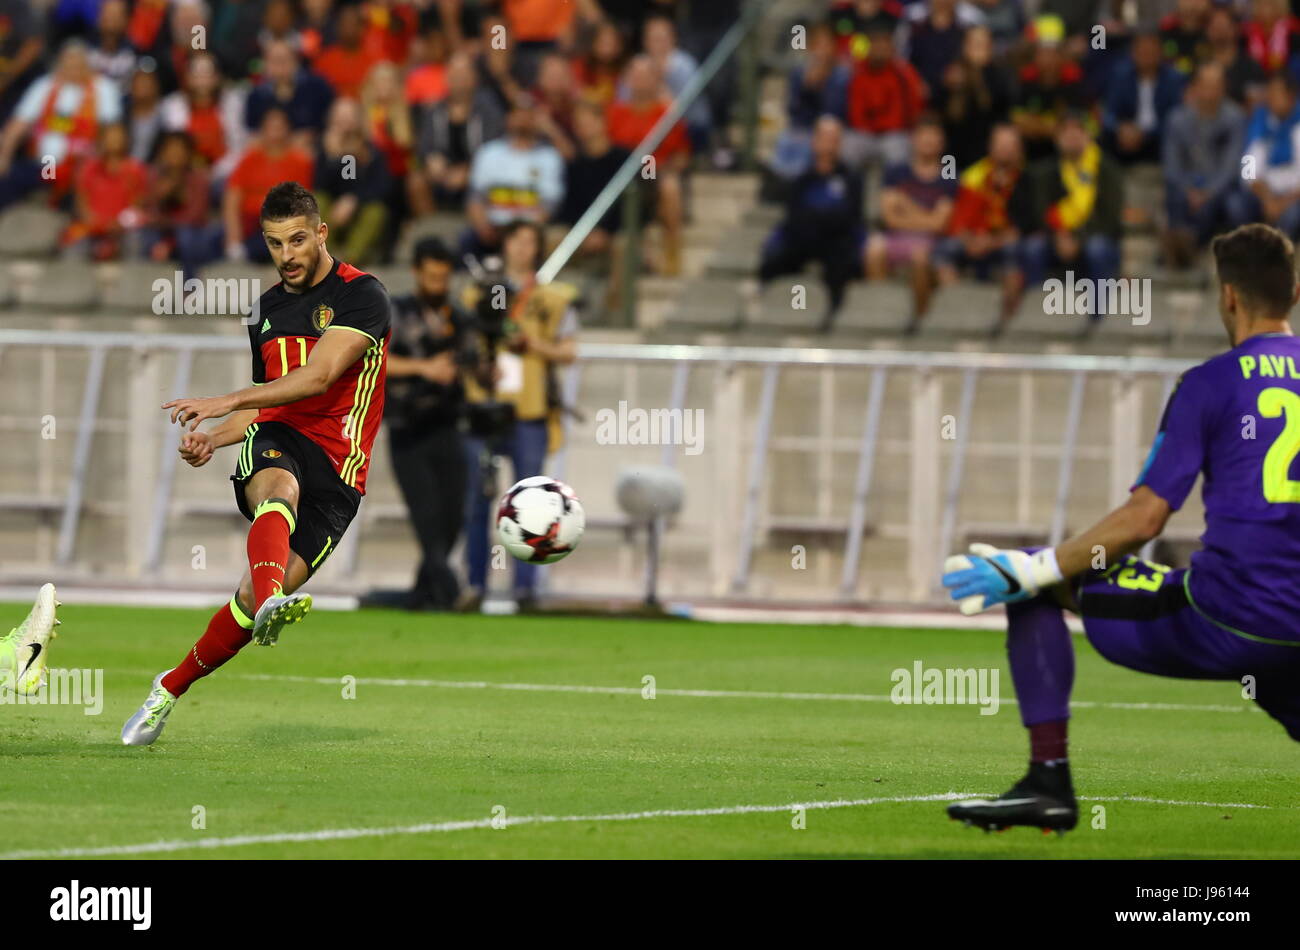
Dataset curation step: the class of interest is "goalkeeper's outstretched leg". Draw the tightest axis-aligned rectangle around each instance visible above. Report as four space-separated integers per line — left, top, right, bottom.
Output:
942 540 1300 833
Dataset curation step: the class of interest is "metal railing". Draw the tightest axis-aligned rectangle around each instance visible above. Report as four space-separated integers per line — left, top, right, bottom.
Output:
0 328 1198 603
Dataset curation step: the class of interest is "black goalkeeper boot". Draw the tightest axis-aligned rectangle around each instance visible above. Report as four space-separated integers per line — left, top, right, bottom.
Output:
947 761 1078 835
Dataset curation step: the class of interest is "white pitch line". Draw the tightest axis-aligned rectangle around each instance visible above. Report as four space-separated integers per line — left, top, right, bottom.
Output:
0 793 974 859
0 791 1280 860
229 673 1258 715
1078 795 1270 810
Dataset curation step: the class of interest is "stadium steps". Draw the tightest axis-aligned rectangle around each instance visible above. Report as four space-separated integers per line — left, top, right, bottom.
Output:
367 266 415 299
196 260 274 299
749 276 827 330
662 276 748 329
11 260 101 310
393 212 465 265
0 264 15 308
836 281 913 334
99 262 186 314
0 203 68 258
915 283 1004 338
704 223 768 277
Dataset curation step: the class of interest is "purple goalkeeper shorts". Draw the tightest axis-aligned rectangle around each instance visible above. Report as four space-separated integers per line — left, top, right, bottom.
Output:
1075 554 1300 740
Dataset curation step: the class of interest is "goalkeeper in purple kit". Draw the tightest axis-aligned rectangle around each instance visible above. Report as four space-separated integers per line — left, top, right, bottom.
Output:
941 223 1300 833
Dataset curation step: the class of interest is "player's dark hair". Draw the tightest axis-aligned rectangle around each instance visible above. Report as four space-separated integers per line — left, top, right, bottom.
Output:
260 181 320 225
413 236 454 268
1212 223 1298 317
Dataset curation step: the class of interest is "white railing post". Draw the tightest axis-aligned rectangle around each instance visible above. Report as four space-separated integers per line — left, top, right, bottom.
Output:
710 362 743 598
909 368 942 601
1110 373 1140 508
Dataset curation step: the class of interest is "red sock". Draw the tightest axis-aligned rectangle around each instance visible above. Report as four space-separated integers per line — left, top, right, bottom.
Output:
247 500 294 611
162 598 254 697
1029 719 1069 763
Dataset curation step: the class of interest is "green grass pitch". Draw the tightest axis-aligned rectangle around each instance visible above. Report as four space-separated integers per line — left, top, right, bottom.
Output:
1 601 1297 859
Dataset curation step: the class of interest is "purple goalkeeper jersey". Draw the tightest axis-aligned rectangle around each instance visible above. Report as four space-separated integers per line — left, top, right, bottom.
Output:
1135 332 1300 641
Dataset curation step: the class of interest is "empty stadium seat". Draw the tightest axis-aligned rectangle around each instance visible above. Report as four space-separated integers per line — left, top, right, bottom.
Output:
917 282 1003 337
835 282 912 333
12 260 100 310
705 223 767 277
99 262 188 314
368 267 415 298
393 213 465 264
664 276 747 329
0 204 68 258
750 276 827 330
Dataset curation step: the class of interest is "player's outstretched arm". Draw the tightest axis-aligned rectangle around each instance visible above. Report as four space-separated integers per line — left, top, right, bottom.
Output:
163 330 372 430
942 486 1171 615
177 409 258 467
1053 486 1171 579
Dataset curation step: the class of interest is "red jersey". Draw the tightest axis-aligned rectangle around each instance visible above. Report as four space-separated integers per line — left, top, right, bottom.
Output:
75 156 148 233
847 58 925 133
606 100 689 163
315 45 381 98
248 258 391 494
228 147 314 237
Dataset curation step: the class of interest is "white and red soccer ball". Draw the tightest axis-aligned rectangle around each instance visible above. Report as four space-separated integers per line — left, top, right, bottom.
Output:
496 476 585 564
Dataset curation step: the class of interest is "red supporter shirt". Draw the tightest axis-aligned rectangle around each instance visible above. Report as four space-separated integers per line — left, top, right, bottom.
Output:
227 147 314 237
76 156 148 232
405 64 448 105
606 100 689 163
314 45 382 98
847 58 926 133
187 102 226 165
361 1 417 63
503 0 576 42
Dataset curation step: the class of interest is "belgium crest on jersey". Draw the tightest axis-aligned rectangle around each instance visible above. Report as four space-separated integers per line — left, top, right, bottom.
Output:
312 303 334 332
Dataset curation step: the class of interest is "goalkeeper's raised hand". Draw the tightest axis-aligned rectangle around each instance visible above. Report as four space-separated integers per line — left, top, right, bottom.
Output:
941 543 1064 616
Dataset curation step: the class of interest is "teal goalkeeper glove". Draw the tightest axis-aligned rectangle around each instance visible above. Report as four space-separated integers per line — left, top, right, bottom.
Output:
941 543 1064 616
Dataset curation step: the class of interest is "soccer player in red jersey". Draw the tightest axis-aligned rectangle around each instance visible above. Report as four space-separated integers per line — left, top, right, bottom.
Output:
122 182 391 746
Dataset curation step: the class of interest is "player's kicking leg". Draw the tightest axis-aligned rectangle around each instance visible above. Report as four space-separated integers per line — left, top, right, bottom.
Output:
238 465 313 646
0 583 61 695
120 552 312 746
122 466 312 746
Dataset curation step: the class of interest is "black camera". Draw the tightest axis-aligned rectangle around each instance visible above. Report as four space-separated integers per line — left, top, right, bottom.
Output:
463 254 518 442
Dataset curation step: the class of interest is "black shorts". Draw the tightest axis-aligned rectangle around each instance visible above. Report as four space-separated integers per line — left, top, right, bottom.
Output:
231 420 361 577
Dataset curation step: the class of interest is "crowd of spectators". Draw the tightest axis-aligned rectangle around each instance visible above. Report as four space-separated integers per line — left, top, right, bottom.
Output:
0 0 740 280
762 0 1300 336
14 0 1300 337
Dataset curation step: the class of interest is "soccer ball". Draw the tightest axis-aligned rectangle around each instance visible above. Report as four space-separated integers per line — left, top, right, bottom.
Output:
496 476 585 564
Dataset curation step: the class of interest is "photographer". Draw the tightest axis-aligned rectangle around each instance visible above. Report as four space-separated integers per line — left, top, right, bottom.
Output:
461 219 579 612
367 238 477 612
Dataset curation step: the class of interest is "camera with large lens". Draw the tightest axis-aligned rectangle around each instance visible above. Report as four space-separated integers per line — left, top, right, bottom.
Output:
464 254 517 442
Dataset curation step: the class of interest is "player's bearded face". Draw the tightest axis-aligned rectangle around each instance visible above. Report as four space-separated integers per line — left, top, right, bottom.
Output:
264 216 326 291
